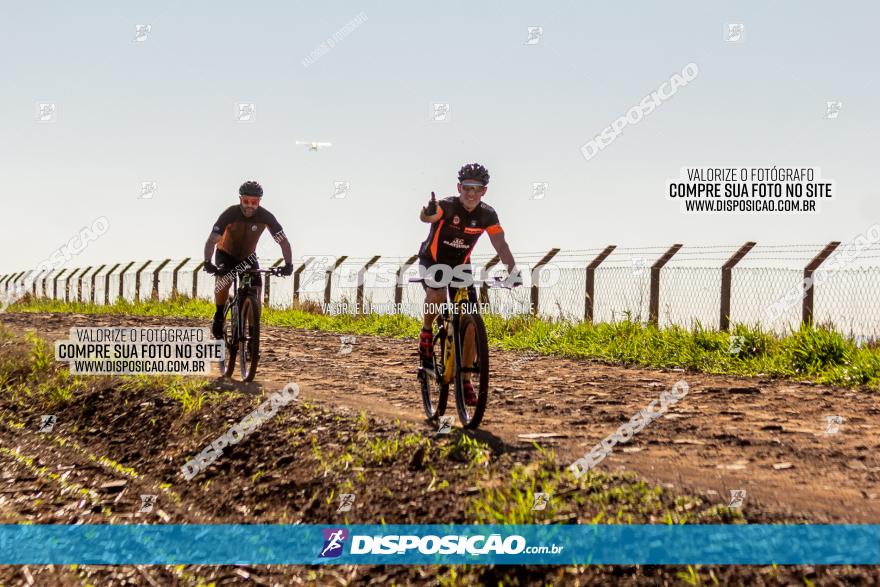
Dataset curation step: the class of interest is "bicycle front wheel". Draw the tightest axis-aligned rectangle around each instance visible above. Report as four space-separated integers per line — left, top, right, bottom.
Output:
239 294 261 382
454 312 490 429
420 326 449 421
222 303 238 378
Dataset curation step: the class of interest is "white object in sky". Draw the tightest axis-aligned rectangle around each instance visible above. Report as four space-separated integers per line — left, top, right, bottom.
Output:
296 141 333 152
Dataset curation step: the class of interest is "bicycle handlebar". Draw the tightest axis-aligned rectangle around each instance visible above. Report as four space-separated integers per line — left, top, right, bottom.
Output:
407 276 521 289
220 266 287 277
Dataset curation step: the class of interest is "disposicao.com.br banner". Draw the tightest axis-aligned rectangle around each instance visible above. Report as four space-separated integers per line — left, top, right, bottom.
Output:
0 524 877 565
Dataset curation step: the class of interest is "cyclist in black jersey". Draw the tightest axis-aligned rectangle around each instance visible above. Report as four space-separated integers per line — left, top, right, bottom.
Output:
416 163 520 405
202 181 293 338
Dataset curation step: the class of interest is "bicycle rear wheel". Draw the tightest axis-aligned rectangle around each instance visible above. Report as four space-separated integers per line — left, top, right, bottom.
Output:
239 294 261 382
454 312 490 429
420 326 449 421
222 302 238 378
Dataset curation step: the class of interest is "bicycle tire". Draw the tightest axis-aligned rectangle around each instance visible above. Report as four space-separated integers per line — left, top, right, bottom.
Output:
421 326 449 420
222 302 238 378
454 311 490 429
239 294 261 382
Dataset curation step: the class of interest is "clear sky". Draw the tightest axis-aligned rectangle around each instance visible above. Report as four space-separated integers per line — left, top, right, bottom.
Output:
1 0 878 274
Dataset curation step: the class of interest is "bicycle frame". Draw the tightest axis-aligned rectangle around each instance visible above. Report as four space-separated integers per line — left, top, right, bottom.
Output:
223 267 280 366
438 285 477 385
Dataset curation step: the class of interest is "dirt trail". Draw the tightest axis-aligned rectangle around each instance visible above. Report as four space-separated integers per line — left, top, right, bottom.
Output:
3 311 879 523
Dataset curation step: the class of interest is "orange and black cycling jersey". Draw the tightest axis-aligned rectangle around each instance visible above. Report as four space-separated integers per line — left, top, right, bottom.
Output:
418 196 503 266
211 205 285 260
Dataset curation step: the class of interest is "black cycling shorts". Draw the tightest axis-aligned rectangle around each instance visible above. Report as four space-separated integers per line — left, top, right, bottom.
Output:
215 249 262 288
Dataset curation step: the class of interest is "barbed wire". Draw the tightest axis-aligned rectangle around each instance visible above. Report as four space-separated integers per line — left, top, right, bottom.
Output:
5 244 880 337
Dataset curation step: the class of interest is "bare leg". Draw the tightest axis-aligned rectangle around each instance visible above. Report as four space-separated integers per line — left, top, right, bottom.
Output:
422 287 446 330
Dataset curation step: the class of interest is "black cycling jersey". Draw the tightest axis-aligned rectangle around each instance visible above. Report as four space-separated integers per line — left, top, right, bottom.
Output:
211 205 285 259
418 196 503 266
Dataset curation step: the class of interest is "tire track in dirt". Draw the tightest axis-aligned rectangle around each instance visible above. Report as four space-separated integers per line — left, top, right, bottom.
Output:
3 311 879 522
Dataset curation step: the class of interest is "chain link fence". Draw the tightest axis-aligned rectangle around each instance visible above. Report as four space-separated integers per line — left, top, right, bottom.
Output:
4 242 880 339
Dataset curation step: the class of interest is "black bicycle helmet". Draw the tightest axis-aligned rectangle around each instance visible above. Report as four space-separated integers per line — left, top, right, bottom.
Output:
458 162 490 185
239 180 263 197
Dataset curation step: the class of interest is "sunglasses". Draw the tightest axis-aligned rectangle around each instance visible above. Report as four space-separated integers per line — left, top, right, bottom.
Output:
460 183 487 192
240 196 261 206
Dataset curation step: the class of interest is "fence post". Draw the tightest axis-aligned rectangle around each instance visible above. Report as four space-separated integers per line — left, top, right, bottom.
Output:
66 268 77 302
584 246 616 322
42 270 54 299
293 258 311 304
90 264 106 304
77 266 93 303
13 271 27 294
0 273 13 295
171 258 190 298
117 261 136 302
25 270 39 298
719 242 756 331
479 255 501 304
151 259 172 301
324 256 348 306
134 260 152 302
7 272 25 300
356 256 381 313
394 255 419 305
530 248 560 316
649 244 683 326
802 241 841 327
53 269 68 300
104 263 121 305
192 261 205 299
66 268 82 302
21 271 33 294
265 258 285 306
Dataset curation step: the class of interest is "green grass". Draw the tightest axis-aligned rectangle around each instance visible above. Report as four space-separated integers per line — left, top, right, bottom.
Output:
8 293 880 389
116 374 222 413
470 445 744 526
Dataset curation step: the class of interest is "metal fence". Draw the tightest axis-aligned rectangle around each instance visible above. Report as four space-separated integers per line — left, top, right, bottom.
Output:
3 242 880 338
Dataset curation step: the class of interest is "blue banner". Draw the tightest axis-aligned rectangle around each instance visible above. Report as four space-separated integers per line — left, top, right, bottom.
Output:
1 524 878 565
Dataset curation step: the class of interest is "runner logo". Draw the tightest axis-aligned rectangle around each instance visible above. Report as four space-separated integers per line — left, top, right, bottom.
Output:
436 415 454 435
337 493 355 513
319 528 348 558
39 415 57 433
824 415 845 435
531 493 550 511
728 489 746 508
139 494 157 513
728 335 745 355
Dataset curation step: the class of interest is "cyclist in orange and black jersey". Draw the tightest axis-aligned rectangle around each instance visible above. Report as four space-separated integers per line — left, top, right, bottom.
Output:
416 163 520 405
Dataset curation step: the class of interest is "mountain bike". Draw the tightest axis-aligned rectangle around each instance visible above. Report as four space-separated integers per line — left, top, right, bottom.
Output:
412 276 513 429
218 267 283 382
